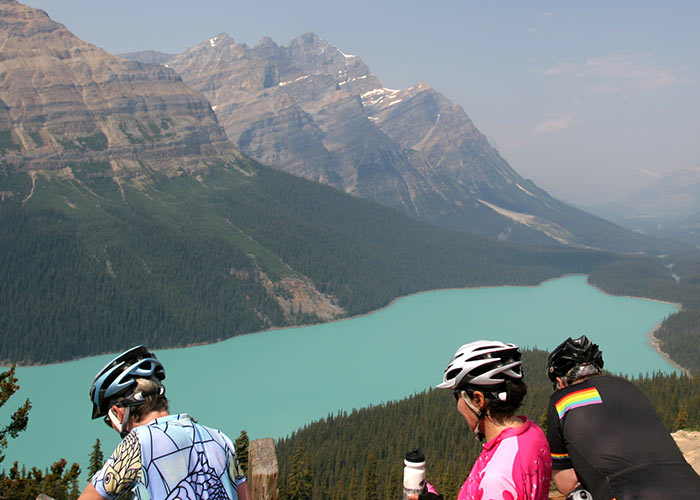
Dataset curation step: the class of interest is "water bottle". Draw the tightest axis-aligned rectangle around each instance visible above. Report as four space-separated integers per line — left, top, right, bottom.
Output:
403 448 426 500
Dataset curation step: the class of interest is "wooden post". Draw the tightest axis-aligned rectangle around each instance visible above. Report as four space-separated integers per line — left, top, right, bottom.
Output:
249 438 279 500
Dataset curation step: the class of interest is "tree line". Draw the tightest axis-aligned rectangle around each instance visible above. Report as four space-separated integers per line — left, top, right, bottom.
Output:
0 161 619 364
275 349 700 500
588 257 700 374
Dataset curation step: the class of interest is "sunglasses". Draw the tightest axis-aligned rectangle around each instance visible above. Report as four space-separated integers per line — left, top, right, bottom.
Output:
453 390 463 401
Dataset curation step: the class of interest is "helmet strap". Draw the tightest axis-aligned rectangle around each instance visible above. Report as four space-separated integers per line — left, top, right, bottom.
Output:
462 392 488 422
119 406 131 439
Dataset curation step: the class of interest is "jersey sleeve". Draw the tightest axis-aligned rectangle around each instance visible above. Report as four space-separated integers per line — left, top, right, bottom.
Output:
546 395 573 470
91 431 143 499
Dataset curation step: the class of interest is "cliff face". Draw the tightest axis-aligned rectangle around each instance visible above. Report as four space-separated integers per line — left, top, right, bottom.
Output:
0 0 233 177
163 34 463 219
143 31 677 252
0 1 349 334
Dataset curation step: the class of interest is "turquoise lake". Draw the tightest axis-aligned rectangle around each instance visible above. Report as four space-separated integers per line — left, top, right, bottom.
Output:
2 275 678 475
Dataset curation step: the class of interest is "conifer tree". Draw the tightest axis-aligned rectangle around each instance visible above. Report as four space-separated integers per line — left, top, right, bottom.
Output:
437 464 457 500
537 410 548 433
333 472 345 500
676 403 689 430
88 438 104 477
362 452 379 500
0 458 80 500
287 442 313 500
235 430 250 475
71 476 80 499
385 463 401 500
0 366 31 465
347 470 360 500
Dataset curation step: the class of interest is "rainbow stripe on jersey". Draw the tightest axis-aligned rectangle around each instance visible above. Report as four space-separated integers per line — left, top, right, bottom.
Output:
555 387 602 419
551 451 570 461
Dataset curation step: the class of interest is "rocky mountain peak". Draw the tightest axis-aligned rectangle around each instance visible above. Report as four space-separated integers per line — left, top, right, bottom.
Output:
169 32 248 73
207 32 235 48
288 32 326 49
0 1 234 178
284 32 370 80
1 0 61 40
255 36 277 48
184 32 242 56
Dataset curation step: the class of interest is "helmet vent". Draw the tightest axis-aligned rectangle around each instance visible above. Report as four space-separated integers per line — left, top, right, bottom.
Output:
445 368 461 381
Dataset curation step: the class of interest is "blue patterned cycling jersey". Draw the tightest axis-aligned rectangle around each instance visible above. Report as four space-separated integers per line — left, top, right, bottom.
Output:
92 413 247 500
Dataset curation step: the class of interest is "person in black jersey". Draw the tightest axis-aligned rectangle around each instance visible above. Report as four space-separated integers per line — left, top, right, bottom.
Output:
545 335 700 500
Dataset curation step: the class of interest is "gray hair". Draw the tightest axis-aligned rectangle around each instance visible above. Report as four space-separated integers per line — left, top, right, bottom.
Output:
565 363 602 383
125 378 169 422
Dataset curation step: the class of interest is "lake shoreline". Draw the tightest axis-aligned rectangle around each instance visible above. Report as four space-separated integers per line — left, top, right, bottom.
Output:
5 273 685 371
583 278 687 375
648 324 690 376
4 275 571 367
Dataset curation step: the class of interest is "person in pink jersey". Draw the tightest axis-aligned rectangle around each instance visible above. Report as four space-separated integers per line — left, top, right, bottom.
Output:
425 341 552 500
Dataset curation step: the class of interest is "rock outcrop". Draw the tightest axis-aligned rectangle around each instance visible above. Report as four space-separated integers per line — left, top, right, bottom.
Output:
0 0 234 178
673 429 700 475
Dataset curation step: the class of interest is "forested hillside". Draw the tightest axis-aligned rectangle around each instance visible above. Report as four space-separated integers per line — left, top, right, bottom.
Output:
275 350 700 500
589 254 700 374
0 159 617 364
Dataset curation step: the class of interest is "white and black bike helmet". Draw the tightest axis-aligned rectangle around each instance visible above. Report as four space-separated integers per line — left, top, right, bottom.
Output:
437 340 523 399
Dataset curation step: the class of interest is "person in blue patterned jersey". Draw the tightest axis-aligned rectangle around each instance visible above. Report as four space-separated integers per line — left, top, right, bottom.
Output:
78 345 249 500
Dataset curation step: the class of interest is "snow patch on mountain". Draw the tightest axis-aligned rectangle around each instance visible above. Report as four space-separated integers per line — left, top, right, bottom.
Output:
279 75 309 86
516 183 536 197
339 49 356 59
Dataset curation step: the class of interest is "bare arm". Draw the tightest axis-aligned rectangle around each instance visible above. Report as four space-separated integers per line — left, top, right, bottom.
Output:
553 468 579 496
78 483 108 500
238 480 250 500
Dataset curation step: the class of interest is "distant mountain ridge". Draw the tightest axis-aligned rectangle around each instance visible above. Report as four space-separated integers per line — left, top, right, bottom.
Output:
121 32 683 254
590 169 700 246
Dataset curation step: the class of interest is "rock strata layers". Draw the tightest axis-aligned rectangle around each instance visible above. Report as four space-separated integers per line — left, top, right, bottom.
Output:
0 0 234 178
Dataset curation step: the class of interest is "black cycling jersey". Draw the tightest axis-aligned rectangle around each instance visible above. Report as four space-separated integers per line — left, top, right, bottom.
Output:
546 375 700 500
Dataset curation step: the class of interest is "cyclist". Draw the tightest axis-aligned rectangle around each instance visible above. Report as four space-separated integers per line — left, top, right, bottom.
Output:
546 335 700 499
432 340 552 500
78 345 249 500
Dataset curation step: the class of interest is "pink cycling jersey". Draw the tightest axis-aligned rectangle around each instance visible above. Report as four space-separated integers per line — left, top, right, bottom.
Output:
457 417 552 500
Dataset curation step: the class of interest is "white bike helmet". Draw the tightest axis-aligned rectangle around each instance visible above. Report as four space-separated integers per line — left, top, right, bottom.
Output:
437 340 523 392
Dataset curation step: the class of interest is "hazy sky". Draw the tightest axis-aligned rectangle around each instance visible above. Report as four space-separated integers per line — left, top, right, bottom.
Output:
23 0 700 206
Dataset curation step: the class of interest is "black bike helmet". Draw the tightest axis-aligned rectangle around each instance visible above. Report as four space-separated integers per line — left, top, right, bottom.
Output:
547 335 603 385
89 345 165 419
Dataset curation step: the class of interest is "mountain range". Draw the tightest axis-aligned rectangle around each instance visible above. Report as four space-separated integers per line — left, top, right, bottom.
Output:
590 169 700 247
121 33 684 255
0 0 625 363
